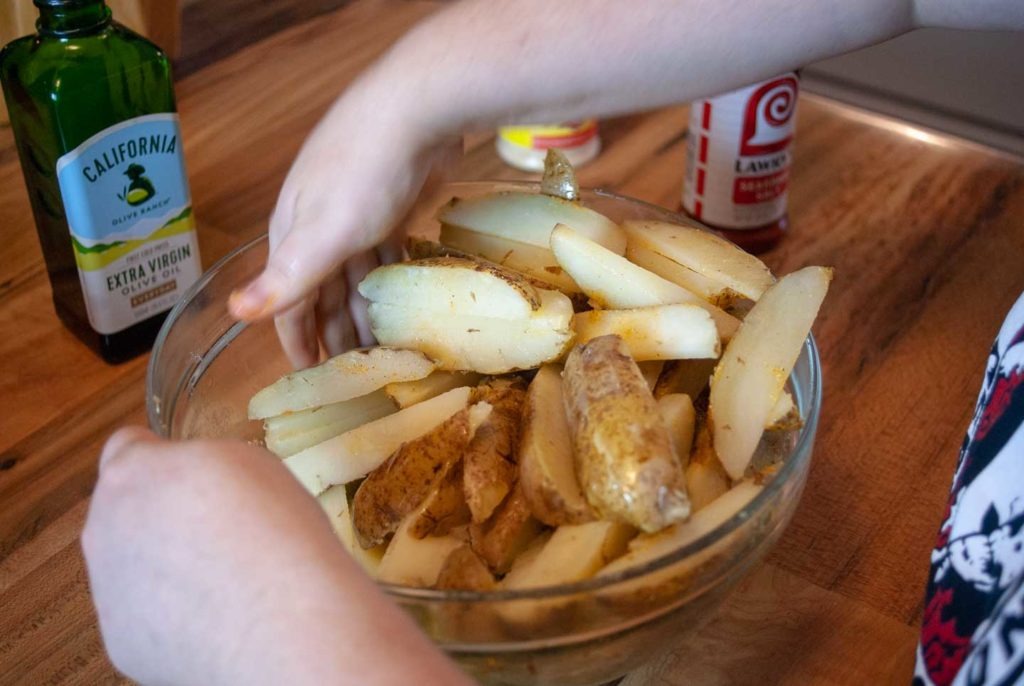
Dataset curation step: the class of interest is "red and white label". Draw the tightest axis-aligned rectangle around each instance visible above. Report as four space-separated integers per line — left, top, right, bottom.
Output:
683 74 798 230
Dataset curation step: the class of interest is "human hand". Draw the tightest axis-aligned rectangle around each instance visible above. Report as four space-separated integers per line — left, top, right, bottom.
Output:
227 67 457 368
83 428 471 686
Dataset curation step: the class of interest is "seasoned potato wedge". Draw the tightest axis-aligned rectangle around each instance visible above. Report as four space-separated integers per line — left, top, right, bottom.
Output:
469 484 543 574
264 389 397 458
440 224 581 294
284 386 471 495
368 287 574 374
359 257 542 318
318 485 384 573
685 420 731 511
765 390 800 430
519 365 595 527
385 371 482 409
408 457 472 539
438 191 626 254
502 520 635 590
248 347 434 420
539 149 580 201
623 220 775 301
572 304 720 361
710 266 831 479
550 224 739 340
463 384 525 523
377 514 466 587
563 335 690 532
598 480 762 579
352 405 475 548
659 393 696 467
436 544 497 591
625 243 739 308
653 358 717 400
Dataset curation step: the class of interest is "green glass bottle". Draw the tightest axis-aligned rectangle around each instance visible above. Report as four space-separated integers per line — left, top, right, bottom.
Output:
1 0 202 363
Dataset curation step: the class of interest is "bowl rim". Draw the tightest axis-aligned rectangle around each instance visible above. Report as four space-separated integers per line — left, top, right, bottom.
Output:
146 180 822 603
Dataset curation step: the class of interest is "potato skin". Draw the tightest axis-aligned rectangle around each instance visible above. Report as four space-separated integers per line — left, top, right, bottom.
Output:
435 544 497 591
469 483 543 574
562 335 690 533
463 382 526 523
352 408 471 548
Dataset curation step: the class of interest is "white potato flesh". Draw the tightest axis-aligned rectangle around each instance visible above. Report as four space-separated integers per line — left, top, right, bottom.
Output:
248 347 435 419
437 191 626 254
550 225 739 340
318 485 383 573
658 394 696 467
283 386 472 495
764 390 796 429
440 224 581 294
358 258 542 320
572 304 720 361
623 220 774 301
637 361 664 392
625 243 735 306
376 511 465 587
502 520 635 590
598 480 762 578
684 457 731 512
384 371 482 409
264 389 398 458
369 289 574 374
710 266 832 480
518 365 594 526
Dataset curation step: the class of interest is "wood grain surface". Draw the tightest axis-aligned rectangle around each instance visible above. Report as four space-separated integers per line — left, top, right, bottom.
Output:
2 1 1023 684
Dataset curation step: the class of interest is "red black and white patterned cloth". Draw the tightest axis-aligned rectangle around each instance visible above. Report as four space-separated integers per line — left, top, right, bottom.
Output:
915 293 1024 686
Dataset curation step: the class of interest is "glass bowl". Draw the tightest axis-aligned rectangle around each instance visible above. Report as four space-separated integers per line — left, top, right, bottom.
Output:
147 181 822 686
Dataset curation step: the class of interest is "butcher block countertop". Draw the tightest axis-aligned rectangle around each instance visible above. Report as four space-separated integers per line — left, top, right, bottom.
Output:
2 1 1023 684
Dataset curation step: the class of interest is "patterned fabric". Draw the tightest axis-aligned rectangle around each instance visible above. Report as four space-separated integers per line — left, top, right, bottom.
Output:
915 293 1024 686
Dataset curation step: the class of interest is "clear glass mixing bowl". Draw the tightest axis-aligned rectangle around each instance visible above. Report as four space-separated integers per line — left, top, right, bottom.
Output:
147 181 821 686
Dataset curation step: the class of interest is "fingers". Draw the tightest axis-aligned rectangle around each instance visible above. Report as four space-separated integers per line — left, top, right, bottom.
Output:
343 250 379 348
99 426 159 472
315 269 358 357
275 299 320 369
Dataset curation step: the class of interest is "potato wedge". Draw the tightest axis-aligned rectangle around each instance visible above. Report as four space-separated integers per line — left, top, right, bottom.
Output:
248 347 434 420
653 358 717 400
359 257 541 318
318 485 383 573
384 371 482 409
352 405 474 548
710 266 831 479
435 544 497 591
625 243 739 308
264 389 398 458
502 520 636 590
284 386 471 495
623 220 774 301
659 393 696 467
765 390 800 430
438 191 626 254
519 365 594 527
440 224 581 294
598 480 762 578
377 514 465 587
550 224 739 340
463 384 525 523
408 457 472 539
368 288 574 374
469 484 543 574
685 420 731 511
539 149 580 201
563 335 690 532
572 304 720 361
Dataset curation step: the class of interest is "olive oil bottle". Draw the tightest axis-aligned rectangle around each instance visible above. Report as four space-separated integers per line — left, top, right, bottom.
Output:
1 1 201 363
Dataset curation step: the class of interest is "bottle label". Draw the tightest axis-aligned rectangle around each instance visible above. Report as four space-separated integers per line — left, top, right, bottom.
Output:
683 75 798 229
56 113 201 335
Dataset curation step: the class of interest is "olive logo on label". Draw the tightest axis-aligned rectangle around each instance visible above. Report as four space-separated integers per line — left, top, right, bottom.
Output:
118 163 156 206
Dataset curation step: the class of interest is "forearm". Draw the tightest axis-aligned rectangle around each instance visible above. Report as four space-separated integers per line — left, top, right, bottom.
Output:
372 0 916 139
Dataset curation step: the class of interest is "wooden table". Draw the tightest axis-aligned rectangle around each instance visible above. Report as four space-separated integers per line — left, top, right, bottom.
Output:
2 2 1023 683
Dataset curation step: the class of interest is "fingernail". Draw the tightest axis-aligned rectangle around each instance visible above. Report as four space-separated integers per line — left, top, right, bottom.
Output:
229 279 274 320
